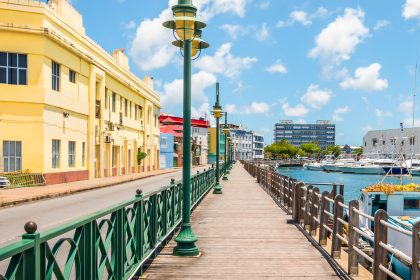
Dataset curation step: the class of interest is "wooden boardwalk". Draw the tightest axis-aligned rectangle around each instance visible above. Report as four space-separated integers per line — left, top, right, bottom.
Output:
142 164 343 279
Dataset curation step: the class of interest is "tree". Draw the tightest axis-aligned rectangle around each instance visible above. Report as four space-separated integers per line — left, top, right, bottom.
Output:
264 139 298 159
352 147 363 156
300 142 320 158
322 145 341 158
137 149 147 172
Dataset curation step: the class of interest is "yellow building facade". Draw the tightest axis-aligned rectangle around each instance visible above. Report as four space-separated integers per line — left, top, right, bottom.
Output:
0 0 160 184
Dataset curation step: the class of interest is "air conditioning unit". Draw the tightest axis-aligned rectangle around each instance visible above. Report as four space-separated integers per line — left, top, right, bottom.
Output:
105 135 112 143
108 122 115 131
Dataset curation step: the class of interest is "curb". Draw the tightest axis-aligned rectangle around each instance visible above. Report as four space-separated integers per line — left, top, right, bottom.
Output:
0 169 178 208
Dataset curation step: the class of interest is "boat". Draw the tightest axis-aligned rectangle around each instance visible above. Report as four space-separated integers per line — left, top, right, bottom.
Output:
340 163 386 174
359 185 420 279
303 162 323 171
324 158 356 173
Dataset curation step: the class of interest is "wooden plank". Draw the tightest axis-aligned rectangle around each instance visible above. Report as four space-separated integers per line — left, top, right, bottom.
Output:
141 164 341 279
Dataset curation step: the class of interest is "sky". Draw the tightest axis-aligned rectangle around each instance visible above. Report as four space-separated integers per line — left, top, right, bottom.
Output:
70 0 420 146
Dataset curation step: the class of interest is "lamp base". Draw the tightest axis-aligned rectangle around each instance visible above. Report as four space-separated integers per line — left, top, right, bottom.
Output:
213 183 222 194
173 224 199 256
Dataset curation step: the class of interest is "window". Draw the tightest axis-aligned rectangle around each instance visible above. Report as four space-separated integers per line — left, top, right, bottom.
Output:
52 61 60 91
82 142 85 167
52 140 60 168
120 96 123 112
129 101 132 118
154 114 158 127
124 99 128 117
410 136 415 145
139 106 143 119
68 141 75 167
2 141 22 172
147 108 151 124
112 92 116 112
69 69 76 83
161 137 168 149
0 52 27 85
134 105 138 120
404 199 420 209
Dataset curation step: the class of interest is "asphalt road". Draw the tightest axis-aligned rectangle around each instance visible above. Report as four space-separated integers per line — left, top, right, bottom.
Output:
0 166 209 246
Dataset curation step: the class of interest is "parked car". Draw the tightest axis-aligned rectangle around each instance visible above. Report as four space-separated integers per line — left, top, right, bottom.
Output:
0 176 10 188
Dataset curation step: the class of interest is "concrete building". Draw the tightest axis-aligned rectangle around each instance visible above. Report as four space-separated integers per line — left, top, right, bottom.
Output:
274 120 335 149
0 0 160 184
208 127 226 164
159 133 174 169
229 125 254 161
159 114 209 166
253 133 264 159
363 126 420 158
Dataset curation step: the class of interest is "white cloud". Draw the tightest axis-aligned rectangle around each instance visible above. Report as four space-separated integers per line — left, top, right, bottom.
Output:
256 23 269 41
332 106 350 122
243 102 270 114
309 8 369 77
340 63 388 92
256 0 270 9
192 102 210 119
276 7 329 28
225 104 237 114
265 60 287 74
375 108 392 117
290 11 311 26
374 19 390 31
195 43 257 78
300 84 332 109
160 71 216 108
403 0 420 20
399 100 413 112
362 125 373 134
122 20 136 30
227 102 270 115
282 103 309 117
129 0 249 71
220 24 248 40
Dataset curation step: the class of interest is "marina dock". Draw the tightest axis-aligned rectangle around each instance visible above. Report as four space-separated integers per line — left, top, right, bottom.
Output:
141 164 343 279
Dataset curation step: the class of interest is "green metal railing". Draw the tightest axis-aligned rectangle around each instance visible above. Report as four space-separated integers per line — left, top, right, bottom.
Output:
0 167 219 280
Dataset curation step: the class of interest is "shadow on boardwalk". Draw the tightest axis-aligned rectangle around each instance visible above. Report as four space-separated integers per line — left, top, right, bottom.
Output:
141 164 345 279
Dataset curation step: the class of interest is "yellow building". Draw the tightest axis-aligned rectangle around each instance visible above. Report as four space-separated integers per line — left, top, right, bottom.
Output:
0 0 160 184
207 127 226 164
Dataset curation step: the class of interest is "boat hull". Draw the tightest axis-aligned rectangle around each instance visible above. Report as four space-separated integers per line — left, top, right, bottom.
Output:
341 166 385 174
383 167 408 175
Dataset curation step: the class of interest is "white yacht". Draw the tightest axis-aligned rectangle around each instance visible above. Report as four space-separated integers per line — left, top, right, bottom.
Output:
324 158 355 172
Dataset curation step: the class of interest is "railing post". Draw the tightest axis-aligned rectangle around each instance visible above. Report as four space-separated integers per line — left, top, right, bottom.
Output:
292 182 301 222
135 189 144 264
412 222 420 280
348 200 359 276
319 191 329 246
21 221 41 280
373 209 388 280
331 194 344 258
304 185 313 231
310 187 320 236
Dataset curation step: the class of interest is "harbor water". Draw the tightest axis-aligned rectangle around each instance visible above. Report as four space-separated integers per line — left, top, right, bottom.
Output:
277 167 420 203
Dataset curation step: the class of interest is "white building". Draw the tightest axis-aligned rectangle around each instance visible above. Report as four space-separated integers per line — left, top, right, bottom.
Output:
192 125 209 165
228 125 264 160
363 126 420 158
253 133 264 159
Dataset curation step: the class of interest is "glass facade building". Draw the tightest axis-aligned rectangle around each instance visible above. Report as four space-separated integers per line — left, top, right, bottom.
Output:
274 120 335 149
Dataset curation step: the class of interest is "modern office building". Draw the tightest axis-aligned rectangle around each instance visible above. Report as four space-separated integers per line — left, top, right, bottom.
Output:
363 126 420 157
274 120 335 149
0 0 161 184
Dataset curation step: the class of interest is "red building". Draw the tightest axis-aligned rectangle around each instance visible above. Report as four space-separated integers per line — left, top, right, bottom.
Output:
159 114 210 167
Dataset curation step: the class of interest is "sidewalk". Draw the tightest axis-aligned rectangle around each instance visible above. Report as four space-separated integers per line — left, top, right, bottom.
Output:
0 168 179 208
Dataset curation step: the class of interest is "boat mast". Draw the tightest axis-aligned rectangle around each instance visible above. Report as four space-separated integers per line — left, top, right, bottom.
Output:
410 62 417 165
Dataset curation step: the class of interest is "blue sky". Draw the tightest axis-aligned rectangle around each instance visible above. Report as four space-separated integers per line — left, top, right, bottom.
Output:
71 0 420 145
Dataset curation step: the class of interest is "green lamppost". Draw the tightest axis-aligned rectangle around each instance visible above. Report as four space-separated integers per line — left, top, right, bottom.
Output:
222 112 229 180
163 0 208 257
212 83 223 194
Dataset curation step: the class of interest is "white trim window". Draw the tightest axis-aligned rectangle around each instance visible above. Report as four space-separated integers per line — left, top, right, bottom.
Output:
0 52 27 85
52 139 60 168
68 141 75 167
3 141 22 172
52 61 60 91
